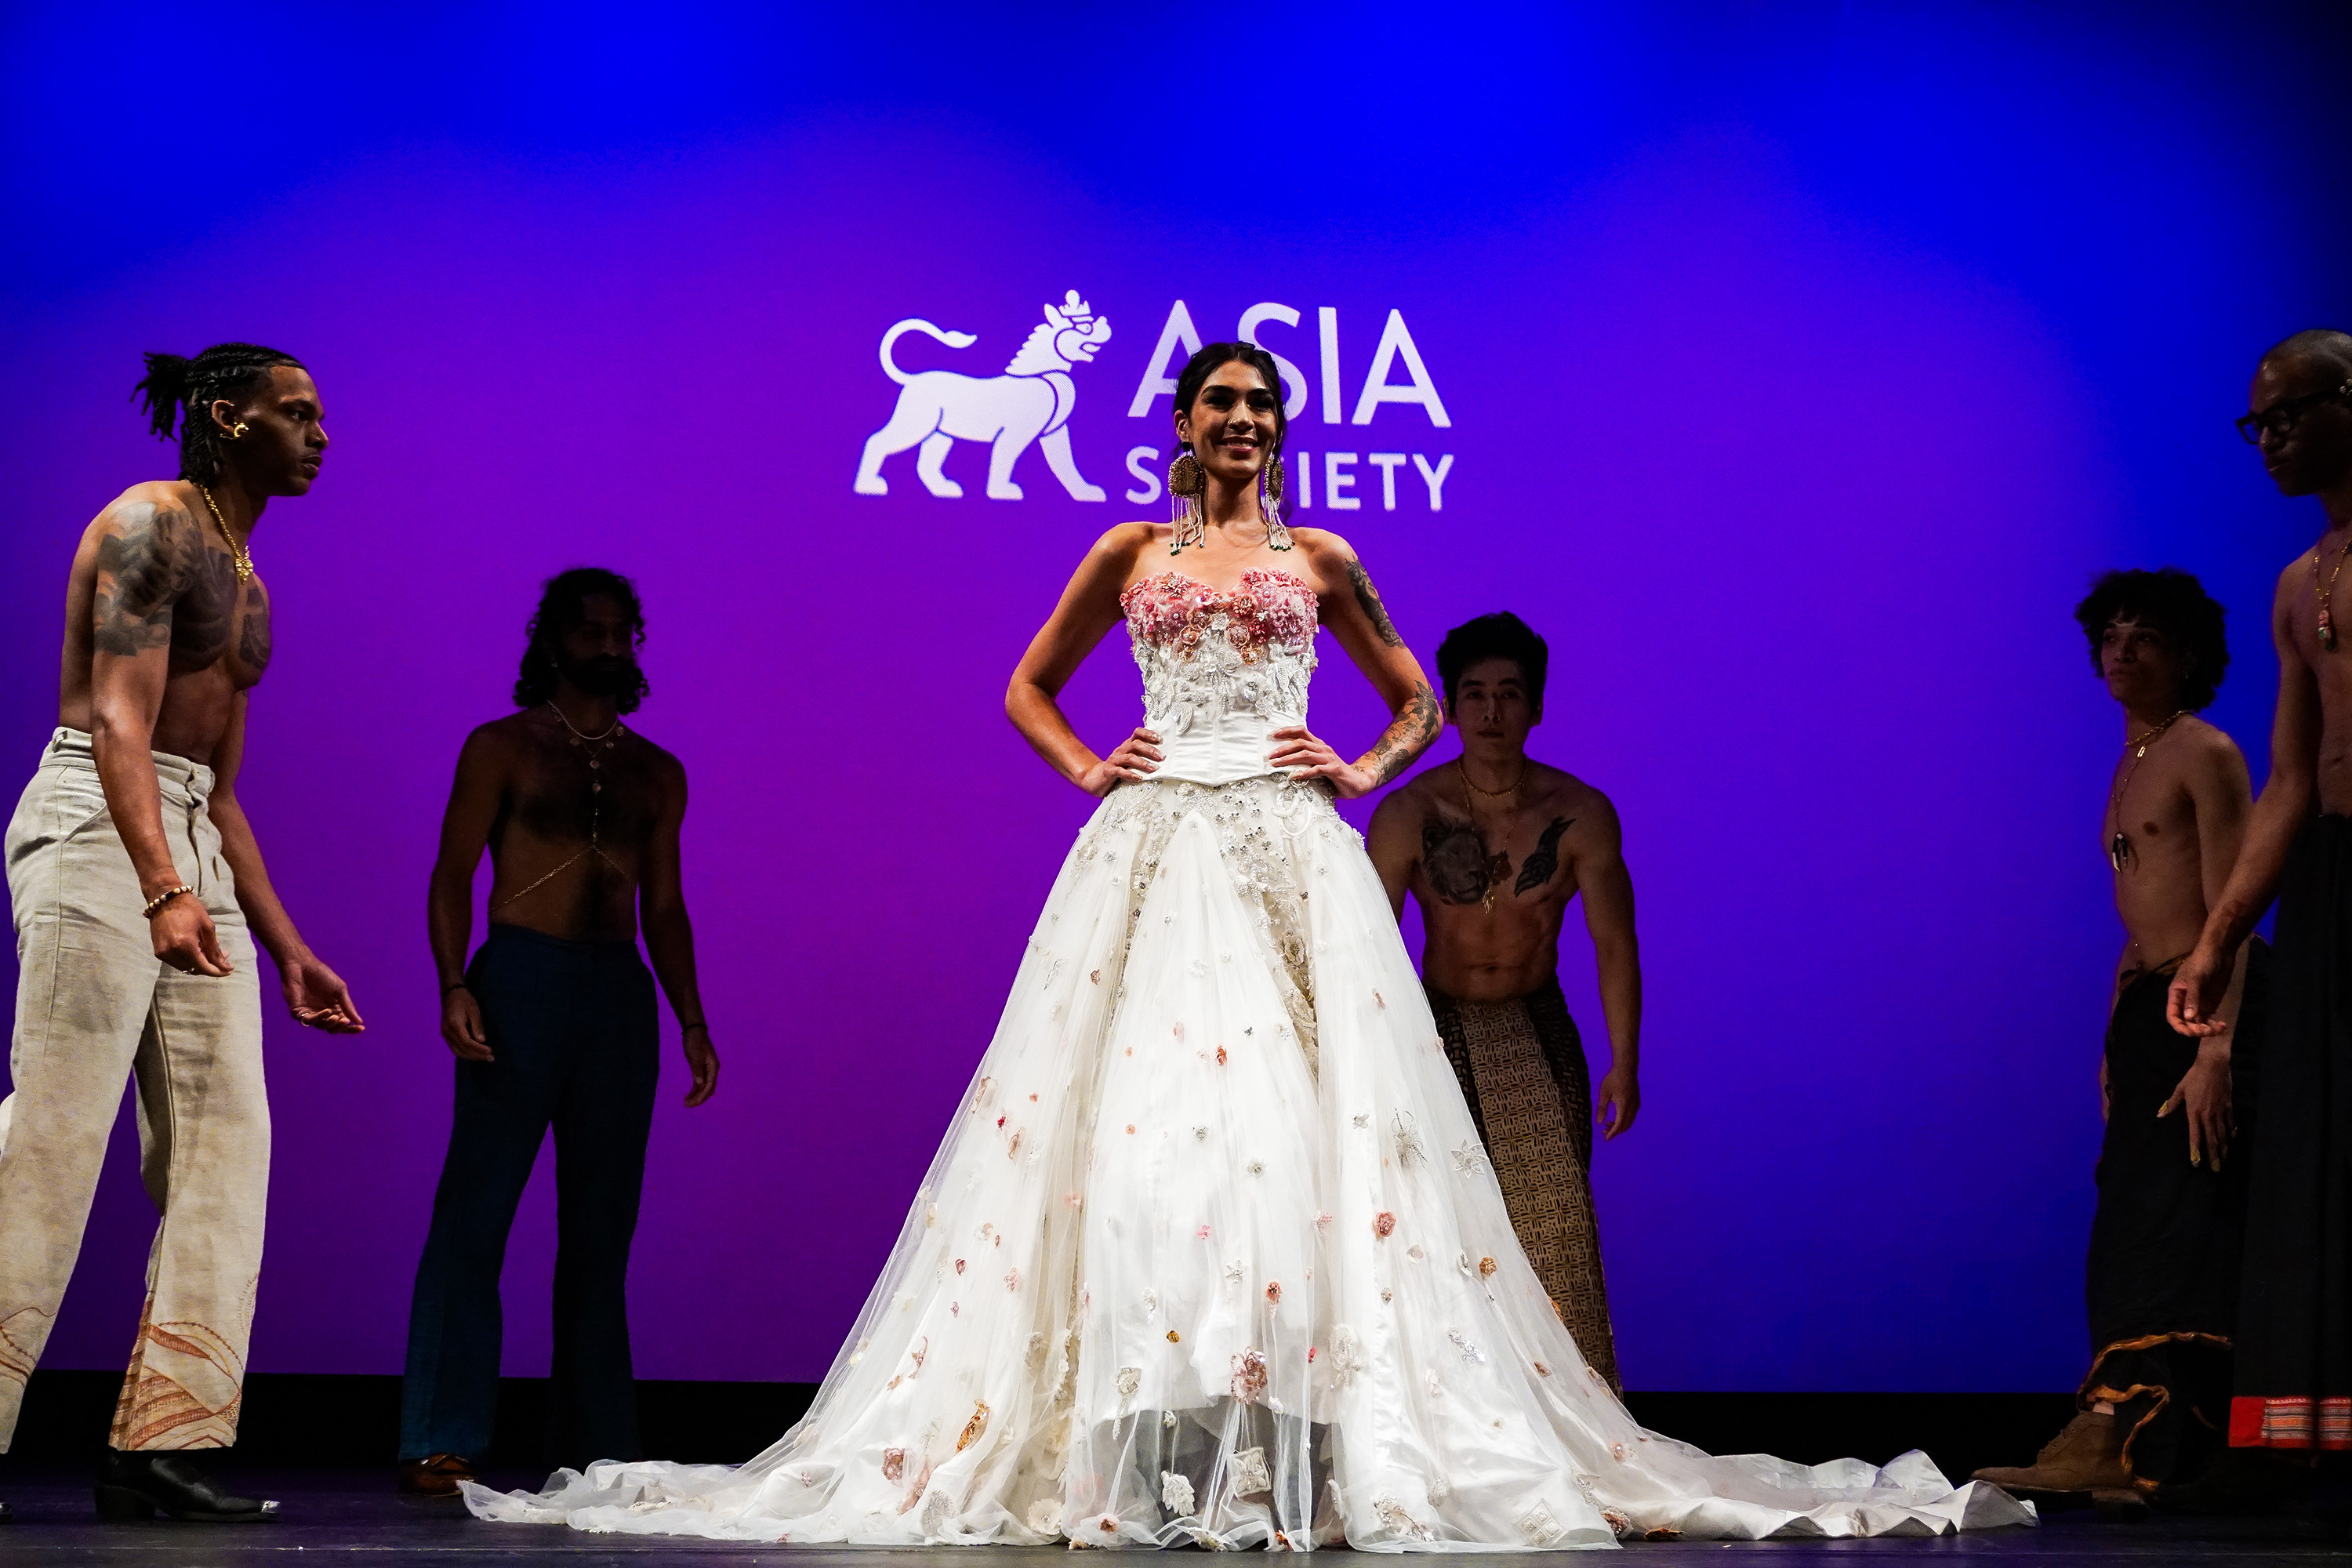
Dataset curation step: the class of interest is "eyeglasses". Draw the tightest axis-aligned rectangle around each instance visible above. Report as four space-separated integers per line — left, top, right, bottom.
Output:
2238 378 2352 445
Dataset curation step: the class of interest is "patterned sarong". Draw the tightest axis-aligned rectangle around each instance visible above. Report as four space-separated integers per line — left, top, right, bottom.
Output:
1427 976 1619 1392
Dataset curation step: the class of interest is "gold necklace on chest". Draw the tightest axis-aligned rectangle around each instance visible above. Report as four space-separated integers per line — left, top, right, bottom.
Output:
488 704 627 913
2316 532 2352 651
194 484 254 583
2107 710 2187 871
1458 758 1526 909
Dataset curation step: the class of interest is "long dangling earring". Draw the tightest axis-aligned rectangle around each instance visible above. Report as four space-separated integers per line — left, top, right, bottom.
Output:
1261 450 1294 550
1168 445 1205 554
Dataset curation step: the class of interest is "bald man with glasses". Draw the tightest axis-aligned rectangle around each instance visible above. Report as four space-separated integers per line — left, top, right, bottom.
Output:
2170 328 2352 1523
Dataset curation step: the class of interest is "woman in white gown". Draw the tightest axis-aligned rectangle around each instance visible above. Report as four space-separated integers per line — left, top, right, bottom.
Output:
466 346 2031 1548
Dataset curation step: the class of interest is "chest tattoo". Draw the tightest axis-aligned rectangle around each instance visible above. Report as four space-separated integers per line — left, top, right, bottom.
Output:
169 549 238 671
237 582 273 673
1514 818 1573 895
1425 819 1508 907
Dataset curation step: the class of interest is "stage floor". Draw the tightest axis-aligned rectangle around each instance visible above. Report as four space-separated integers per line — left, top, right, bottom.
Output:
0 1469 2345 1566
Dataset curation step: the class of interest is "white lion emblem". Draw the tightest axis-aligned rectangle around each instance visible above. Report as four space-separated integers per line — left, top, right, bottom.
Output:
853 291 1112 501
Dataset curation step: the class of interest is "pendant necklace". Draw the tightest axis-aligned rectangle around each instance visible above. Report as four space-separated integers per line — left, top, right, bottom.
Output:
194 484 255 583
2315 532 2352 651
1458 758 1526 909
2107 710 2188 872
489 703 626 913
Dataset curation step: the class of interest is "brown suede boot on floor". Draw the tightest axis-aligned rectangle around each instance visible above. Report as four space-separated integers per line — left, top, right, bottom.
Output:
1972 1410 2133 1499
396 1454 477 1497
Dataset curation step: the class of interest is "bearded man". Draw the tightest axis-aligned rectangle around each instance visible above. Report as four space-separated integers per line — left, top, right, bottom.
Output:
396 568 718 1495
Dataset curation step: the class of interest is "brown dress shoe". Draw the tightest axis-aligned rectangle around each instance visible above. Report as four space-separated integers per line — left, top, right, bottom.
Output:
1972 1410 2132 1499
397 1454 477 1497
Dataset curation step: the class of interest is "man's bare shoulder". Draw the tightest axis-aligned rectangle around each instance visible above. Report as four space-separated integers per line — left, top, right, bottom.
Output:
1377 761 1455 817
625 726 688 780
82 480 201 554
2173 714 2248 775
1526 760 1613 814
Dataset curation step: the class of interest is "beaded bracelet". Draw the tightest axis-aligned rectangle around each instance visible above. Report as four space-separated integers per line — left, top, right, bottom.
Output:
140 885 194 920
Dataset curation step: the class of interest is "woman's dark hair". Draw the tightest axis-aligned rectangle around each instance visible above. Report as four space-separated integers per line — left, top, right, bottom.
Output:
131 343 306 482
1436 612 1549 713
514 567 649 713
2073 567 2228 711
1173 342 1290 459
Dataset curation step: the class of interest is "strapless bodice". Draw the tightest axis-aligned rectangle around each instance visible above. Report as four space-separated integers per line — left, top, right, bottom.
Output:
1119 568 1319 785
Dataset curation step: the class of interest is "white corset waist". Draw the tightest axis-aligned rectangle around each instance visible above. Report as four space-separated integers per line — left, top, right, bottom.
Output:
1144 706 1304 786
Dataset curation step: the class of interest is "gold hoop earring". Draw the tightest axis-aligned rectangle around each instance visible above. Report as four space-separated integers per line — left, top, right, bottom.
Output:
227 422 249 439
1167 447 1205 554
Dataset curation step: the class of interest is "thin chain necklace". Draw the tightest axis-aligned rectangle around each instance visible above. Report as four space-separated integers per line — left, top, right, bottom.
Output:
194 484 253 583
2316 532 2352 651
1457 760 1523 909
489 705 626 913
2107 710 2189 871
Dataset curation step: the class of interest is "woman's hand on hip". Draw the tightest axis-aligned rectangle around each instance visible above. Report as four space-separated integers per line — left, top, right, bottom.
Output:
1080 727 1163 797
1269 725 1377 798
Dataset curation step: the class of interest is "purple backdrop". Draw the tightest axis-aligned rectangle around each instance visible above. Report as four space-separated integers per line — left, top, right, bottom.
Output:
5 3 2348 1394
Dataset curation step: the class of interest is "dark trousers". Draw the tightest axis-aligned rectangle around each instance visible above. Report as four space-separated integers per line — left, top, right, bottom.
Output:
398 924 659 1468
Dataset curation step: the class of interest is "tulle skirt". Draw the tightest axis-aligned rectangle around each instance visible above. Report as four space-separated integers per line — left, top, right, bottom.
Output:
465 774 2031 1548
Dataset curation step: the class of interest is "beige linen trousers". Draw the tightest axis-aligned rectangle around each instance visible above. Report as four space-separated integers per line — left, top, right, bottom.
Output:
0 728 265 1451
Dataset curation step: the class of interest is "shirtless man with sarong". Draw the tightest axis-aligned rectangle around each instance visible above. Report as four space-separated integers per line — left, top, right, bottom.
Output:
1975 569 2254 1512
397 568 717 1495
1369 612 1639 1390
2171 328 2352 1530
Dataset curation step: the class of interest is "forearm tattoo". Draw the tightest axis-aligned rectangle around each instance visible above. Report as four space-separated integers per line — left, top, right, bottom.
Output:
1359 681 1442 786
1514 817 1573 895
1347 558 1404 648
91 503 195 657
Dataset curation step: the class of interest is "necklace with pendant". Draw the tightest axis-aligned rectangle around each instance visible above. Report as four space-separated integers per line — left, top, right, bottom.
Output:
194 483 254 583
2107 710 2188 871
488 705 626 913
1458 758 1526 909
2315 532 2352 651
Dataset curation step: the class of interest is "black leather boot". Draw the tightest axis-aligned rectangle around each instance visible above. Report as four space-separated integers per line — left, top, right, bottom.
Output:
93 1450 278 1523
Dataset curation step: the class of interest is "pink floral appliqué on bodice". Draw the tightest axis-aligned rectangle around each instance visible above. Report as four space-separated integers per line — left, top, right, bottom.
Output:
1118 569 1319 737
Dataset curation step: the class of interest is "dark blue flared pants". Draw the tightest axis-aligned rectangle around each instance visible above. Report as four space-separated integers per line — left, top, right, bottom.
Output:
398 924 659 1467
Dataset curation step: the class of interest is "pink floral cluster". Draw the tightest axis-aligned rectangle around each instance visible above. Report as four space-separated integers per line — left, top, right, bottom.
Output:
1120 570 1318 660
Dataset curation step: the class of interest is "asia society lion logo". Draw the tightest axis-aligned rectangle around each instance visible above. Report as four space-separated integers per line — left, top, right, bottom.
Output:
852 291 1113 502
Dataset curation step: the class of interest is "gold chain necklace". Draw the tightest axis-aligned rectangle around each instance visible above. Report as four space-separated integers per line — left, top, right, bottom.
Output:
2107 709 2189 871
1457 760 1522 908
2316 532 2352 651
1458 756 1528 798
194 484 253 583
488 707 626 913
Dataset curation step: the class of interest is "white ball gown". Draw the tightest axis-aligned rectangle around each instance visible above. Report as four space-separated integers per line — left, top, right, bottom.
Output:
465 566 2032 1548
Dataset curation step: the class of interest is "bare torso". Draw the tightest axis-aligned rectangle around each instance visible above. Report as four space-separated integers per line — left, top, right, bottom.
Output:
58 480 270 760
2283 539 2352 815
1392 760 1608 1000
474 710 682 943
2106 715 2243 969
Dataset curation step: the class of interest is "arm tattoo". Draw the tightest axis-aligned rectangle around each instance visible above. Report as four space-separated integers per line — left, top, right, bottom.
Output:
91 505 194 657
1514 817 1574 895
1360 681 1442 786
1346 558 1405 648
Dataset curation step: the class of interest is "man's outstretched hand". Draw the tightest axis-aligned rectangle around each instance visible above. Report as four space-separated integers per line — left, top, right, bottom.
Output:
2158 1039 2234 1170
1595 1065 1640 1141
2167 941 2234 1038
282 952 365 1033
682 1024 719 1108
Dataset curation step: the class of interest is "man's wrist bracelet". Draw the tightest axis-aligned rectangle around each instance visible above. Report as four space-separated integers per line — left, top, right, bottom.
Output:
141 885 194 920
680 1019 708 1033
443 981 471 996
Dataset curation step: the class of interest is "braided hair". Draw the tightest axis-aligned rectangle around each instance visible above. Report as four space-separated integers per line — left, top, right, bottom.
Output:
130 343 307 483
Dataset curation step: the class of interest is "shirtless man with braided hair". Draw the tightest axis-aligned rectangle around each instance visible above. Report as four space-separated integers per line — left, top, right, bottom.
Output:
0 344 361 1523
